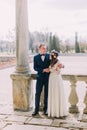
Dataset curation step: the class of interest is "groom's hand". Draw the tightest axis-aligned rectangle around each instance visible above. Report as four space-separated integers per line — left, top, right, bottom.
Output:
43 68 50 73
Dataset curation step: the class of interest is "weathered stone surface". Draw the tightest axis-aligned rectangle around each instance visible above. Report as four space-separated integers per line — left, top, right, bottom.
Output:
0 115 8 119
51 119 66 127
81 114 87 122
4 115 28 123
27 118 53 126
2 124 68 130
0 121 7 130
13 110 32 117
0 105 14 115
11 73 32 111
61 122 87 129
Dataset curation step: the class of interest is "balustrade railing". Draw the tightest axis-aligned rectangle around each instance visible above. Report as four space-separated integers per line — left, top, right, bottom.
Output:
31 73 87 114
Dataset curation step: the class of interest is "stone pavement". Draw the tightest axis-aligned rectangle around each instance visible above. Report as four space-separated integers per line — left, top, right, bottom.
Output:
0 67 87 130
0 106 87 130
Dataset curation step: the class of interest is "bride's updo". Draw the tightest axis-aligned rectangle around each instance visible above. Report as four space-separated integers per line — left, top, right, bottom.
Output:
50 50 58 67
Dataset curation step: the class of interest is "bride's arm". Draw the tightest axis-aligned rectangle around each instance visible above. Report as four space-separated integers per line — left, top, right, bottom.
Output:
49 64 61 73
57 60 64 68
49 65 57 72
56 60 64 72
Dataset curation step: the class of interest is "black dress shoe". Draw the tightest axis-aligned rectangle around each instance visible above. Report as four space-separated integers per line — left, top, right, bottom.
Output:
44 111 48 115
32 111 39 116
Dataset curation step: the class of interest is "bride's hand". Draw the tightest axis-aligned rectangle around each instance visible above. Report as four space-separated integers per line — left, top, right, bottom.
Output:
43 68 50 73
58 63 64 68
58 63 62 68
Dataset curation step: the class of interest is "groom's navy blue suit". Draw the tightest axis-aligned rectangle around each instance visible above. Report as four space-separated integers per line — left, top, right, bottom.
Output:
34 53 50 113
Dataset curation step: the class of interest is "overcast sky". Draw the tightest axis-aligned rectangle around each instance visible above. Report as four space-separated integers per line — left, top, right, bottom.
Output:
29 0 87 10
0 0 87 40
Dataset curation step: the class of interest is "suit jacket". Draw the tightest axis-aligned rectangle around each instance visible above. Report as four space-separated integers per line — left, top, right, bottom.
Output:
34 53 50 79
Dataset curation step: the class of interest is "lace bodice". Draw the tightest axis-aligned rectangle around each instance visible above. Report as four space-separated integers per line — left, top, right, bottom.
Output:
49 61 61 74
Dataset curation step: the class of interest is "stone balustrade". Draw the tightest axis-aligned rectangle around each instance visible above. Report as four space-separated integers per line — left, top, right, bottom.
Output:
31 73 87 114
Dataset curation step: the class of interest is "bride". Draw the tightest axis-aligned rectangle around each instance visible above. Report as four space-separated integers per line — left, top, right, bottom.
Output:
48 50 67 118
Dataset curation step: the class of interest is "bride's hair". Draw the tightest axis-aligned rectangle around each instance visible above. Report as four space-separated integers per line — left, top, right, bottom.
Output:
50 50 58 67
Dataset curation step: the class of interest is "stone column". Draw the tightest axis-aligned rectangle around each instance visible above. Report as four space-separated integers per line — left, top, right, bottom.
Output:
11 0 32 111
15 0 29 73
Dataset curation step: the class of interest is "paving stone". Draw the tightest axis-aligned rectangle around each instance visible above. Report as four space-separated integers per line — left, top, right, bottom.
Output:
81 114 87 122
61 122 80 129
4 115 28 123
69 128 80 130
0 115 8 119
0 121 7 129
51 119 66 127
27 118 53 126
13 110 32 117
78 122 87 129
2 124 68 130
0 105 14 115
60 122 87 129
52 118 80 127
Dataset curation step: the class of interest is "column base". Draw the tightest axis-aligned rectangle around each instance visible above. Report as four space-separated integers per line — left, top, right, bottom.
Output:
15 65 29 73
69 105 79 113
83 107 87 114
10 72 33 111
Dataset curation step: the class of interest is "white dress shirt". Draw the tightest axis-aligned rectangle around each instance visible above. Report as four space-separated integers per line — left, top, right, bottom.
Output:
41 55 45 61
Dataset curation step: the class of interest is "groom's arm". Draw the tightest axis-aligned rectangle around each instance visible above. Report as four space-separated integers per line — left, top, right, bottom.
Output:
34 56 43 73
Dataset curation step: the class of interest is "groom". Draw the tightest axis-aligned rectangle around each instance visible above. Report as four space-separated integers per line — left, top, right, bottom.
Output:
32 44 50 116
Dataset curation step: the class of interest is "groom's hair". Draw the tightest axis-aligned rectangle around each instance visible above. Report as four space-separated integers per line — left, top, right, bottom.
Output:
39 43 46 48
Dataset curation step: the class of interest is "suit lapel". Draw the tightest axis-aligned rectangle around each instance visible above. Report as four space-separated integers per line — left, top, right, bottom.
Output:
44 54 48 62
39 54 44 63
39 53 49 63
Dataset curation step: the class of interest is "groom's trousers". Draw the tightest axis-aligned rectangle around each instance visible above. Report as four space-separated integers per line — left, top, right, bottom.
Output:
35 76 49 113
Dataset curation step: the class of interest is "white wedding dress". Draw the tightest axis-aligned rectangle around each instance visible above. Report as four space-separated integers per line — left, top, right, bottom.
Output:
48 61 67 118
